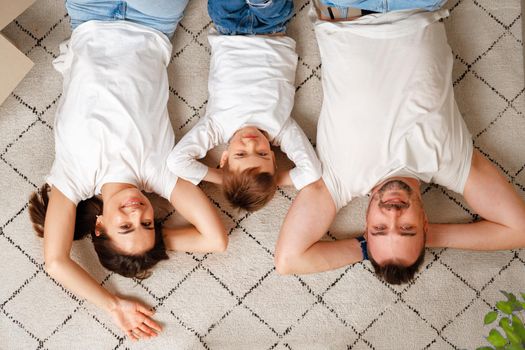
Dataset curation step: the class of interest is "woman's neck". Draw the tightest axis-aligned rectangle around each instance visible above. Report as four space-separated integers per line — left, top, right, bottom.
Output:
100 183 136 201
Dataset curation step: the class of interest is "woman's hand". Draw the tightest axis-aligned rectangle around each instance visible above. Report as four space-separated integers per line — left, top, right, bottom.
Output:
108 296 162 341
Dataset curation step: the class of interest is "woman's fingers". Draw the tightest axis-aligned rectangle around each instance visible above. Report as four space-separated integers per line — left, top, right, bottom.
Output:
143 317 163 333
126 330 139 341
132 327 150 339
140 323 158 336
137 303 155 317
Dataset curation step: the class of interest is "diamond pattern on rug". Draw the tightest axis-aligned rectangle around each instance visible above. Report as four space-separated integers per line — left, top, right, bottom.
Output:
0 0 524 349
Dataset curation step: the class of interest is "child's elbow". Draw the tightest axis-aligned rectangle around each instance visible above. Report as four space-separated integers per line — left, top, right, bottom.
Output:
211 232 228 253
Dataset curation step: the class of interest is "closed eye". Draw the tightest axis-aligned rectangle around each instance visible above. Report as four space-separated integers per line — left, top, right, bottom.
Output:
142 222 154 230
370 231 386 236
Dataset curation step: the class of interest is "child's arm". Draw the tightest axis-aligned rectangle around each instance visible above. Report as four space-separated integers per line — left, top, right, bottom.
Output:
44 187 160 340
203 167 223 185
167 118 222 185
275 118 323 190
276 169 293 187
165 179 228 253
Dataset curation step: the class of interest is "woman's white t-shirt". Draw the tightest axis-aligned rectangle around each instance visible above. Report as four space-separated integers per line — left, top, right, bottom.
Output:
47 21 178 204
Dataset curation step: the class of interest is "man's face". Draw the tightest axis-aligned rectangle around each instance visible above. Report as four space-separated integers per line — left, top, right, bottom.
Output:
365 179 427 266
221 126 275 174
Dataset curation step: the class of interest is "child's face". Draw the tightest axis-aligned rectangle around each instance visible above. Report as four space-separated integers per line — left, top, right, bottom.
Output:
221 126 275 174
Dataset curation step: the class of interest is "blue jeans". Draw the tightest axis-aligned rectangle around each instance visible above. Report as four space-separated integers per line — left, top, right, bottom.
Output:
208 0 294 35
321 0 447 12
65 0 190 38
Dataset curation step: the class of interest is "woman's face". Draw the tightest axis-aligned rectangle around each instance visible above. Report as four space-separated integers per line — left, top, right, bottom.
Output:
97 188 156 255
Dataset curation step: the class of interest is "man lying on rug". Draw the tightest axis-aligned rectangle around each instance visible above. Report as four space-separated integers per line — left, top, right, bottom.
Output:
28 0 227 341
274 0 525 284
167 0 322 212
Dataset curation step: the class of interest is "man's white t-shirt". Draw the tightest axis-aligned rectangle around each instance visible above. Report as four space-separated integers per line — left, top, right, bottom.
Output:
166 30 322 190
313 9 473 211
47 21 178 205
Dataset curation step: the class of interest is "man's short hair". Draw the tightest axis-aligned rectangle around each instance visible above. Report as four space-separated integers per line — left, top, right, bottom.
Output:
222 163 277 212
369 247 426 285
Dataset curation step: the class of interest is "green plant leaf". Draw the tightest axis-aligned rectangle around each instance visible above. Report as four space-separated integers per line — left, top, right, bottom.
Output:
503 328 521 345
487 329 507 347
501 291 517 302
485 311 499 325
520 293 525 302
497 301 514 315
511 315 525 341
510 301 523 312
500 317 514 332
504 344 525 350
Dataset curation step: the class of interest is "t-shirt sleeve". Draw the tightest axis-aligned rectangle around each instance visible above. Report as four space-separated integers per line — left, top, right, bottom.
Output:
274 118 322 190
166 118 220 185
431 115 474 195
46 158 85 205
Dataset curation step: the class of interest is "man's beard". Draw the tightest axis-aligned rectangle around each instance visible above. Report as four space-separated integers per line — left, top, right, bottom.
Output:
377 180 412 210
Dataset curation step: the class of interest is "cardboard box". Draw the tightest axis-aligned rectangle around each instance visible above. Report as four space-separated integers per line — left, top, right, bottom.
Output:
0 0 37 106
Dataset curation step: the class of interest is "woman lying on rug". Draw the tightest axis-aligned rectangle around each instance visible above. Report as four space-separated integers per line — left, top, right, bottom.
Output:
28 0 227 341
166 0 322 212
275 0 525 283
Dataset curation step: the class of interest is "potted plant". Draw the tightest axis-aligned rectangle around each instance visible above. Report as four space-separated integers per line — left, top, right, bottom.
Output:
477 291 525 350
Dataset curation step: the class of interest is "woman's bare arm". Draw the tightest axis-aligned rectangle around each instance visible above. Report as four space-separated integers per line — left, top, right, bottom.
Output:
43 186 161 340
165 179 228 253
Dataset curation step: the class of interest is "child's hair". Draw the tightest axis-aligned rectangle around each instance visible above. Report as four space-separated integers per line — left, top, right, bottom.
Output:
222 163 277 212
28 184 169 279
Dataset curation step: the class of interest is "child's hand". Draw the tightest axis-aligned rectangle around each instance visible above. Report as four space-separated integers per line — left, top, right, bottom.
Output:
108 296 162 341
276 170 293 187
204 167 223 185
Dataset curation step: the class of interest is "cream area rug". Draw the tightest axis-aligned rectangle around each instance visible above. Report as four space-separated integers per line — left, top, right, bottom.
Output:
0 0 524 349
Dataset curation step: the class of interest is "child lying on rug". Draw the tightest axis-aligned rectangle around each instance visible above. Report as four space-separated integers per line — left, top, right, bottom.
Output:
167 0 322 212
28 0 227 341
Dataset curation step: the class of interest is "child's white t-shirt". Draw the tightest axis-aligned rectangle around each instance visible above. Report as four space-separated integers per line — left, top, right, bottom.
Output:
47 21 178 204
167 30 322 190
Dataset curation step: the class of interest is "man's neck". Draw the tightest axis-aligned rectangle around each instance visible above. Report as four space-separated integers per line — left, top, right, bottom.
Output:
370 176 421 196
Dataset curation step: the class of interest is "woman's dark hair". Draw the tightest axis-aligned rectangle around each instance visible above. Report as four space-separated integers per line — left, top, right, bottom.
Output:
29 184 169 279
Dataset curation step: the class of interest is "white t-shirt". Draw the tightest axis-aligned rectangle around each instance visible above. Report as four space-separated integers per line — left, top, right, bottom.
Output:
313 9 473 211
47 21 178 205
166 30 322 190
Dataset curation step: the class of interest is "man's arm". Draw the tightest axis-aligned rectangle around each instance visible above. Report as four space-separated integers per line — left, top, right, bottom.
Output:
165 179 228 253
44 187 160 340
427 149 525 250
275 179 363 274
